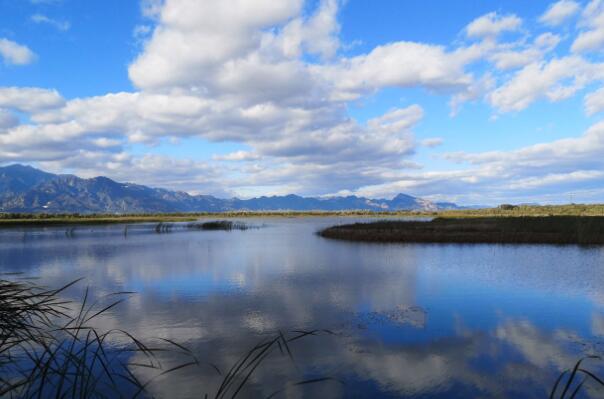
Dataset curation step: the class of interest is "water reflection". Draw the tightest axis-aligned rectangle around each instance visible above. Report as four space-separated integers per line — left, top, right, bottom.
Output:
1 218 604 398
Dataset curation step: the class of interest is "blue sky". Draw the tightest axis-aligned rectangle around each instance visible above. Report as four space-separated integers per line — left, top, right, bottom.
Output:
1 0 604 205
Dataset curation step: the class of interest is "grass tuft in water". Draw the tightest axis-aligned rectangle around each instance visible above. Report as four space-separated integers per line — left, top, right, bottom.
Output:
1 276 335 398
188 221 250 231
0 276 197 398
550 356 604 398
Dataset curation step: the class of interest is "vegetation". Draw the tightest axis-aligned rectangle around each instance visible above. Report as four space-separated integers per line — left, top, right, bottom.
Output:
551 356 604 398
436 203 604 217
0 276 334 398
1 274 602 397
188 220 251 231
0 276 199 398
1 204 604 227
319 216 604 245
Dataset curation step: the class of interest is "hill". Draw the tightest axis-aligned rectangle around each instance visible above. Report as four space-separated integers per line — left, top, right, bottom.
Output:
0 164 461 214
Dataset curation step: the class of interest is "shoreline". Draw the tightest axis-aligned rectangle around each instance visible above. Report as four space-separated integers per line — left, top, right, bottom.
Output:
2 204 604 227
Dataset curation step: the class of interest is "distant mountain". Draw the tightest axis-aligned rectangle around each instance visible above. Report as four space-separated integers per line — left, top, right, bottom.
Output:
0 164 462 214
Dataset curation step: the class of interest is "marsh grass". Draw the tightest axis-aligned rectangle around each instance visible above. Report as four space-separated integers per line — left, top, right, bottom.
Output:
550 356 604 398
187 221 251 231
0 276 335 398
3 203 604 228
319 216 604 245
211 329 340 399
0 276 199 398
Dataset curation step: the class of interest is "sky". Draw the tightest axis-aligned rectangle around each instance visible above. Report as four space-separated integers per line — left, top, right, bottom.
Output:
1 0 604 205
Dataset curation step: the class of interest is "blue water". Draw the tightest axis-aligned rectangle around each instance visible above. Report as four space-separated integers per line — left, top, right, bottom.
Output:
1 217 603 398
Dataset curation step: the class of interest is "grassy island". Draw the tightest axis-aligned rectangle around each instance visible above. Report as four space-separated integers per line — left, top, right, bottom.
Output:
319 216 604 245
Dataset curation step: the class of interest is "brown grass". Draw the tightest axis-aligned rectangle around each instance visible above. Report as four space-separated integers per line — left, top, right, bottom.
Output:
319 216 604 245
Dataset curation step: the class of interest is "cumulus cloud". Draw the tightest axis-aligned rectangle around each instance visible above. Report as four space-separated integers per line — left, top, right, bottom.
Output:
8 0 604 202
465 12 522 38
487 56 604 112
0 87 65 113
539 0 580 26
343 118 604 204
277 0 340 59
0 109 19 129
0 38 36 65
4 0 451 196
489 33 560 71
316 41 483 102
128 0 304 90
571 0 604 52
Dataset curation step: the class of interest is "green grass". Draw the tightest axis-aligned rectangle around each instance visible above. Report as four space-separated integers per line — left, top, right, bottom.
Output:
319 216 604 245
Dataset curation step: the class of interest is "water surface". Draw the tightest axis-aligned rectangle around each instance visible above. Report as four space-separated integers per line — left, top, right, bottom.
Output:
1 217 604 398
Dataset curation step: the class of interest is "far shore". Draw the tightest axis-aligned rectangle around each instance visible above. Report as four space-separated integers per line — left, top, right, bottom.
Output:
318 216 604 245
2 204 604 227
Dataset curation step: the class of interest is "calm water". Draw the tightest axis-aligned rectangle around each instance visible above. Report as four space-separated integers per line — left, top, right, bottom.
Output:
1 217 604 398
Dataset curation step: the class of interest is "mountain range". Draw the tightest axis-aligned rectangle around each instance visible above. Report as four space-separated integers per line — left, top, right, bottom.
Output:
0 164 462 214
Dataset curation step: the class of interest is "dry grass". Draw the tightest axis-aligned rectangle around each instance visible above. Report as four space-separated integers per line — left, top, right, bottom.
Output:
3 203 604 227
319 216 604 245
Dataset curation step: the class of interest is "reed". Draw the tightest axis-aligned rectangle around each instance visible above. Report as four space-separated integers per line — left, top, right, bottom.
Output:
187 221 250 231
0 276 335 398
0 276 197 398
550 356 604 398
3 203 604 228
319 216 604 245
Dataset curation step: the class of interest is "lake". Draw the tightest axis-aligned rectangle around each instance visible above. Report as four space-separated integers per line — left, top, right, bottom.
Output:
1 217 604 398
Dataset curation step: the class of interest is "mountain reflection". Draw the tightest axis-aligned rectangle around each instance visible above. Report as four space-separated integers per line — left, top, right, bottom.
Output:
1 218 603 398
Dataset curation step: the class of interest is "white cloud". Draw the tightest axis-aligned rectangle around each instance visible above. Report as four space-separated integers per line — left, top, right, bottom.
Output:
213 151 261 162
571 0 604 52
8 0 604 202
31 14 70 31
0 38 36 65
489 33 560 71
539 0 580 26
584 86 604 114
448 120 604 167
277 0 340 59
465 12 522 38
572 29 604 52
487 56 604 112
128 0 304 90
343 118 604 203
0 109 18 129
449 74 495 116
0 87 64 113
316 41 483 102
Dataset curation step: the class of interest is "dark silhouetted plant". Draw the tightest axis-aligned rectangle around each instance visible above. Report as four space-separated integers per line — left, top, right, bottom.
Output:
550 356 604 399
0 276 335 398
